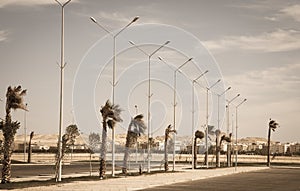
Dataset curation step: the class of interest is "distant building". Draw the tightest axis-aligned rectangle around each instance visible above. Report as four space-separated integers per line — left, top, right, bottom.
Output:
290 143 300 154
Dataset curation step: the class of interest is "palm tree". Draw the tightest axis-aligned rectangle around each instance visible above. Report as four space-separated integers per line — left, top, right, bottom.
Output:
164 124 176 171
27 131 34 163
193 130 204 169
220 133 232 167
1 86 27 183
122 114 146 174
99 100 122 179
54 124 79 180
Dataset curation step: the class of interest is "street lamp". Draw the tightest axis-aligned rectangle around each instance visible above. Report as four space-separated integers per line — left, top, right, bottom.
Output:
54 0 71 182
90 15 139 177
226 93 240 167
235 98 247 171
129 40 170 173
204 79 221 168
158 56 193 171
191 70 208 169
216 87 231 167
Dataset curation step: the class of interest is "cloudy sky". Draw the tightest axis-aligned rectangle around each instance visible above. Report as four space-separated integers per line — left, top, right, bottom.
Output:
0 0 299 143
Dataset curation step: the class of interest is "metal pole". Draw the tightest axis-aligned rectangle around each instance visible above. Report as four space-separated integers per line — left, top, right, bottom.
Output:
55 0 71 182
205 88 209 167
157 56 192 171
90 16 139 177
147 56 151 173
129 41 170 173
217 95 220 167
205 79 220 168
191 82 195 169
135 105 138 163
172 71 177 171
226 94 240 167
226 105 230 167
23 103 27 162
234 98 246 170
235 107 238 170
111 36 116 177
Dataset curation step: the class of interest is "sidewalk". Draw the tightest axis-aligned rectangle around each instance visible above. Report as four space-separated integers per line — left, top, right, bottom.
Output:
11 166 269 191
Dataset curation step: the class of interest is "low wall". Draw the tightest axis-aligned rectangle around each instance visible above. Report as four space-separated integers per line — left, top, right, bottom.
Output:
11 153 300 164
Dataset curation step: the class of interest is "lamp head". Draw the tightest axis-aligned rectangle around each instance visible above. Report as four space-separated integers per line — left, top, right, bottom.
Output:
132 16 139 22
90 17 97 23
129 40 135 45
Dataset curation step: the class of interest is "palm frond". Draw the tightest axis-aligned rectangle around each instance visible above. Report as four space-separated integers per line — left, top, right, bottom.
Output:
6 85 27 111
128 114 147 136
195 130 204 139
111 104 123 122
100 99 123 122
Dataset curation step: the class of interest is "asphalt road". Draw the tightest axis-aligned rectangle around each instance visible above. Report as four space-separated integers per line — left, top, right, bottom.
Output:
9 162 99 178
8 161 158 178
140 167 300 191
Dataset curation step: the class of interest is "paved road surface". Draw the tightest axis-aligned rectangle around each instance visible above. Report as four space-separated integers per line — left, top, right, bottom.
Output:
8 161 159 178
140 167 300 191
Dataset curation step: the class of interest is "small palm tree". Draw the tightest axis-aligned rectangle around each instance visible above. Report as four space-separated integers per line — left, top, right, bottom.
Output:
27 131 34 163
99 100 122 179
55 124 79 180
1 86 27 183
164 124 176 171
122 114 146 174
220 133 232 167
193 130 204 169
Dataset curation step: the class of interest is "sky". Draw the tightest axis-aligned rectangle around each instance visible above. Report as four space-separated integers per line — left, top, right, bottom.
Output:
0 0 299 143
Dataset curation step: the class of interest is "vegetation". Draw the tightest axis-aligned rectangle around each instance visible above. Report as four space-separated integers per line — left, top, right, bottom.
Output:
27 131 34 163
122 114 146 174
1 85 27 183
99 100 122 179
54 124 80 180
193 130 204 169
164 124 176 171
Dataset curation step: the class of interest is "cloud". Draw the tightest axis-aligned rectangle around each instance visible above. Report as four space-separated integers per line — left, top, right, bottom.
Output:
0 30 8 42
226 63 300 103
204 29 300 53
280 4 300 22
0 0 78 8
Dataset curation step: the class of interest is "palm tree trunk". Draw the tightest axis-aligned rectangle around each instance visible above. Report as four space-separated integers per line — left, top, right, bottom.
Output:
193 137 197 169
122 131 135 174
267 127 271 167
164 137 168 171
99 121 107 179
1 111 14 183
27 132 34 163
216 137 220 167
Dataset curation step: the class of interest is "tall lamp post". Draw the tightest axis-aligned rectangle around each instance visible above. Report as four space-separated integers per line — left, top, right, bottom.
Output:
90 16 139 177
204 79 221 168
226 94 240 167
54 0 71 182
129 40 170 173
191 70 208 169
235 98 247 170
158 56 193 171
216 87 231 167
